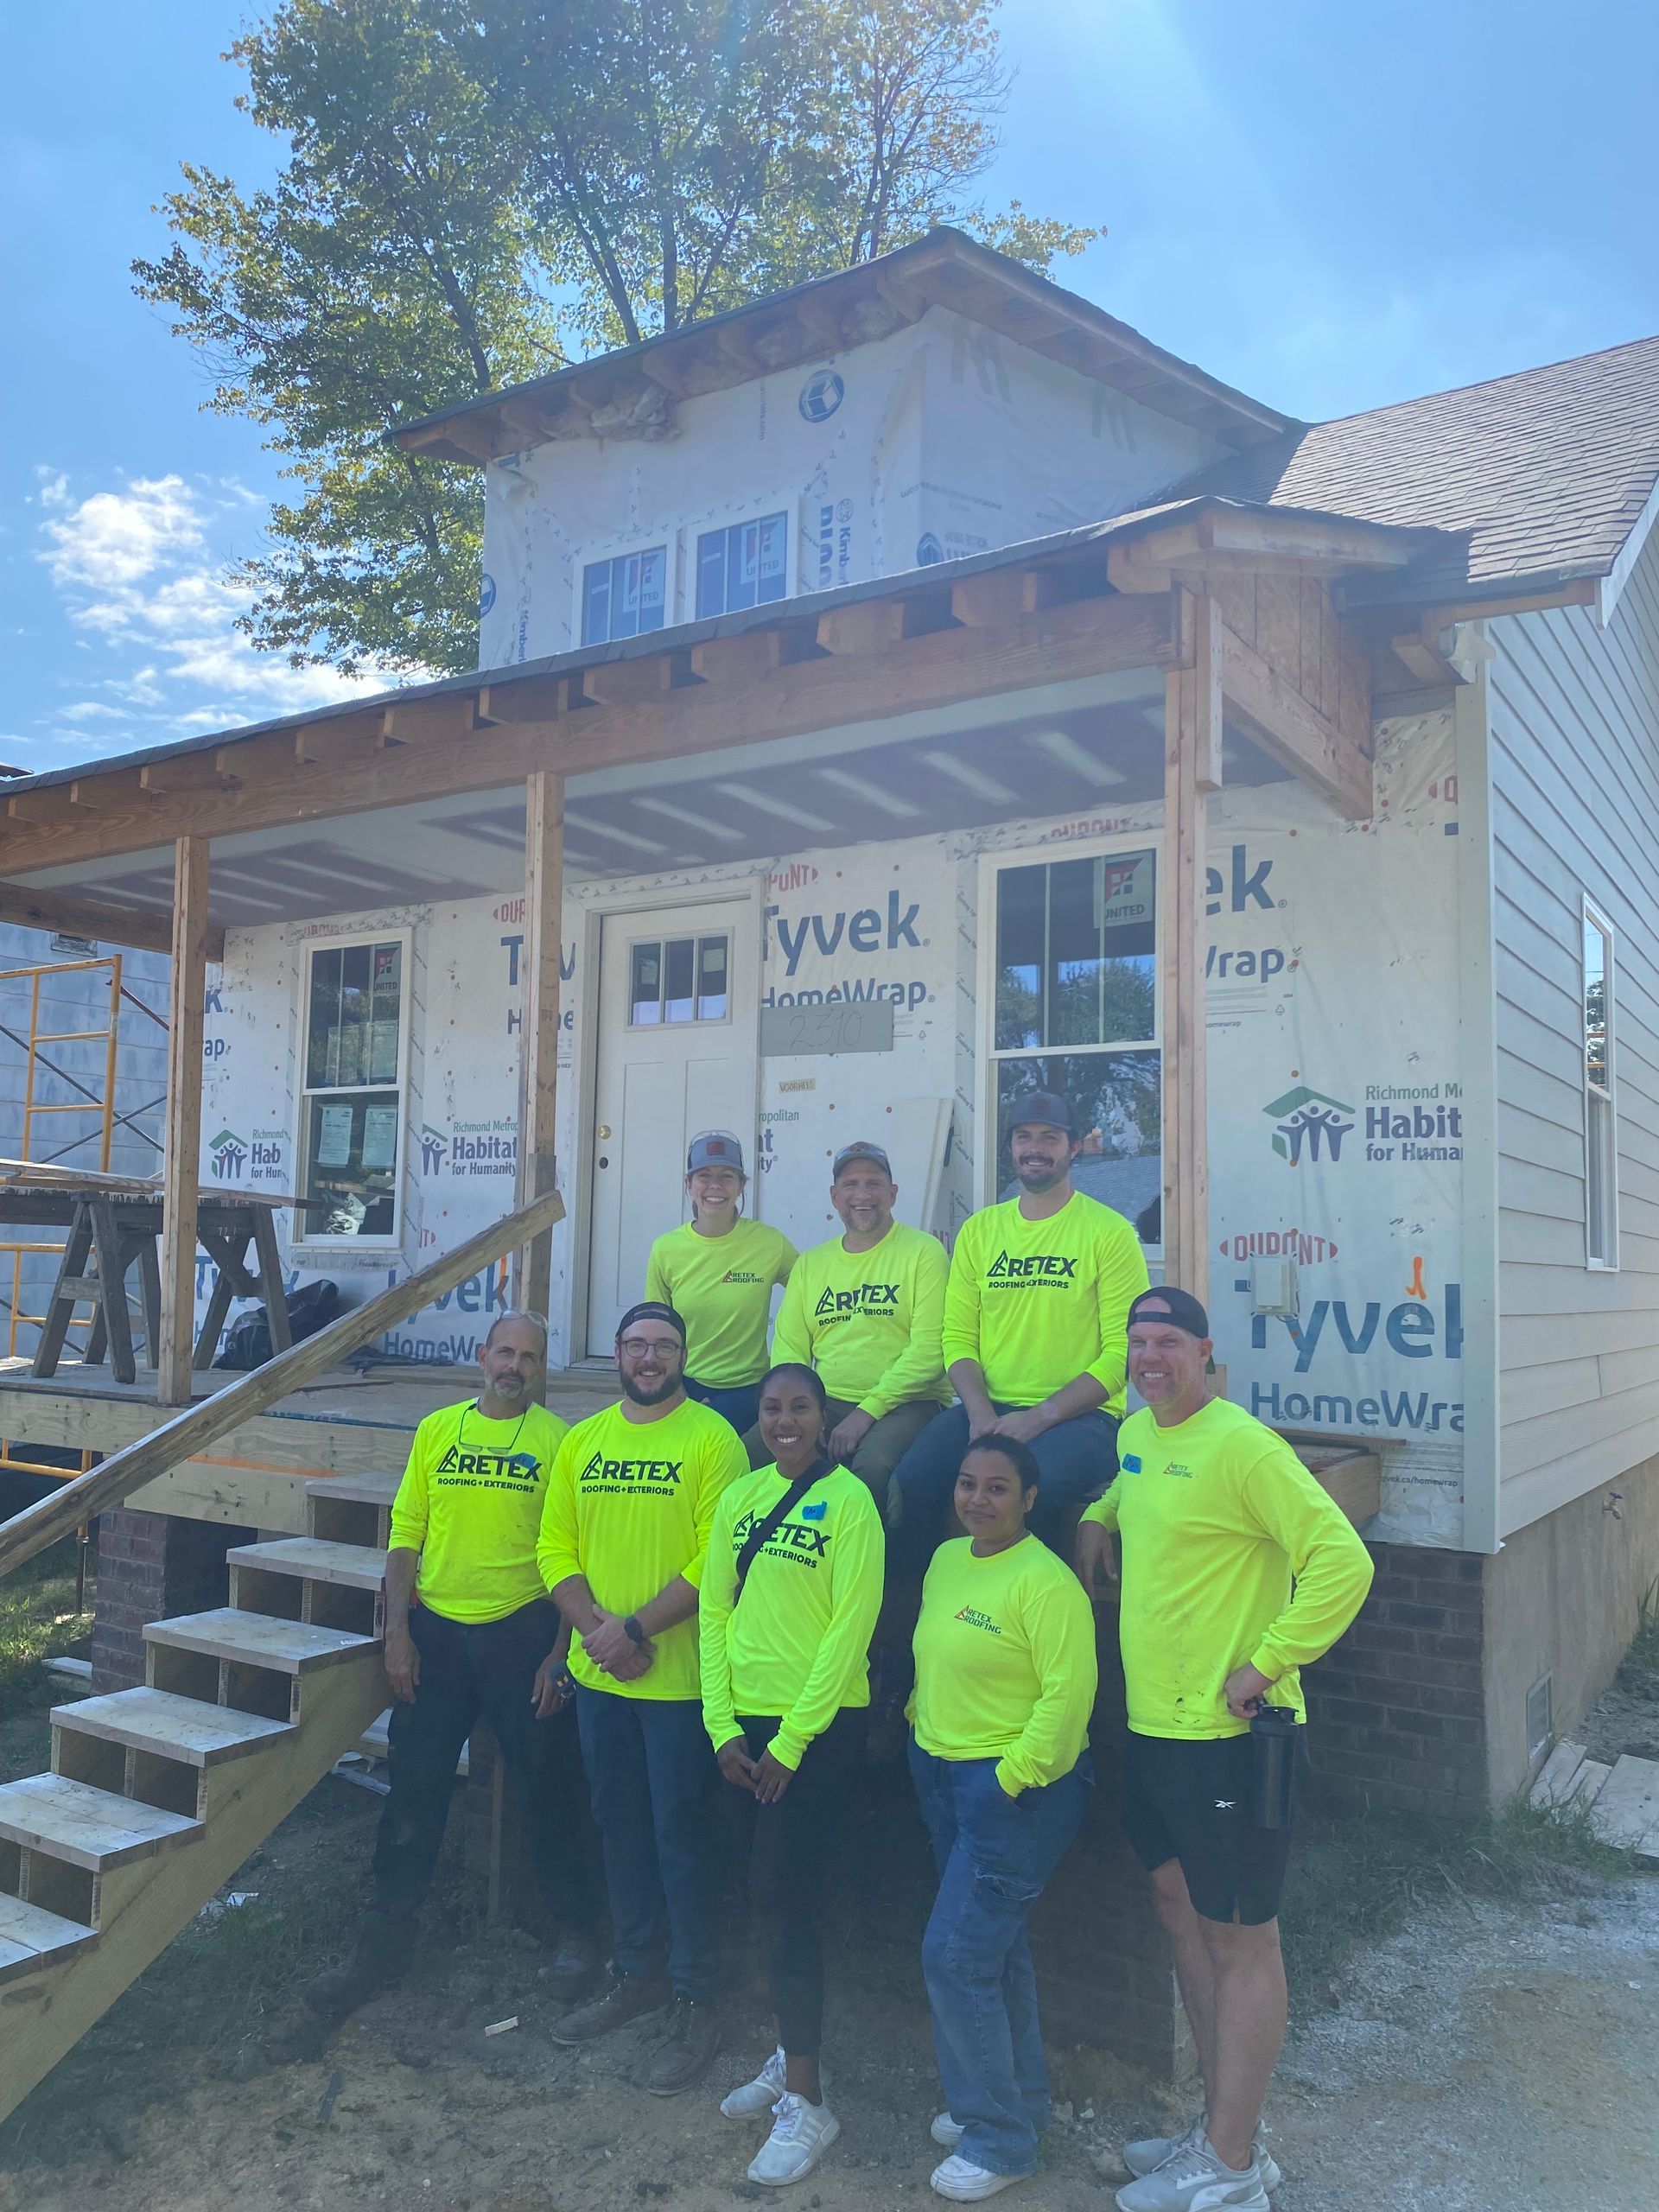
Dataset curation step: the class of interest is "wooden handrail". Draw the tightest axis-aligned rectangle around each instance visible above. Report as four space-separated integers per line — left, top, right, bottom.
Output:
0 1185 565 1580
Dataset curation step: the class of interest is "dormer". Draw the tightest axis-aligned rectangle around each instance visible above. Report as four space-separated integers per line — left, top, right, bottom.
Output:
394 228 1296 670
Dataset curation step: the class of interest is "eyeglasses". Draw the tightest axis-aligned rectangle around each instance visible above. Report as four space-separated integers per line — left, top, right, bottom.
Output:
619 1337 682 1358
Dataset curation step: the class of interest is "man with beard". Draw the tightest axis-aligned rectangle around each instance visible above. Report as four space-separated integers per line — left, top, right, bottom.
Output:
538 1300 749 2094
306 1311 602 2018
887 1092 1149 1575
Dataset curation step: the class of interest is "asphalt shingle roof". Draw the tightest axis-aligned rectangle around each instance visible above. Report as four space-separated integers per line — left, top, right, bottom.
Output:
1173 334 1659 600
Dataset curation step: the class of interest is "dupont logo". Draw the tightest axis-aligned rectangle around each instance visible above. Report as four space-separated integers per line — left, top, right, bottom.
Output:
798 367 845 423
1263 1086 1355 1165
917 531 944 564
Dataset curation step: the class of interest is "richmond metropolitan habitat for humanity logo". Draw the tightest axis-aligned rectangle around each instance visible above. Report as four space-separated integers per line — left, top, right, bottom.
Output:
1263 1086 1355 1165
209 1128 248 1179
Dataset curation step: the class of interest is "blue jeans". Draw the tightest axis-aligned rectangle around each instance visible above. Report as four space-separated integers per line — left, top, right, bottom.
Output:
575 1687 720 2001
909 1741 1091 2178
684 1376 760 1433
888 1403 1119 1576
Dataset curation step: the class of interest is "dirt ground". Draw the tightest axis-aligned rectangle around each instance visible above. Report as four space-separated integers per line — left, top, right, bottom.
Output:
4 1678 1659 2211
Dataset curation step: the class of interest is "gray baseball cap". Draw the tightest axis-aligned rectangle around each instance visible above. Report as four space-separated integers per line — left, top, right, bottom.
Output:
832 1140 893 1179
1005 1090 1076 1136
686 1131 746 1174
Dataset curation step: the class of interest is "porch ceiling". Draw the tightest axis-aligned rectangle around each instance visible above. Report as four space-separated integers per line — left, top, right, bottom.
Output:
11 678 1290 931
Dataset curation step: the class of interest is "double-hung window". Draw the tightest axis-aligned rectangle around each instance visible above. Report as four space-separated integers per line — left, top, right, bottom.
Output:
298 937 407 1244
1583 899 1618 1268
696 512 788 619
985 846 1160 1232
582 546 668 645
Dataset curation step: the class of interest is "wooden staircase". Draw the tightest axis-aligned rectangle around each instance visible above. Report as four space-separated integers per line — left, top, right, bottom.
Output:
0 1469 400 2123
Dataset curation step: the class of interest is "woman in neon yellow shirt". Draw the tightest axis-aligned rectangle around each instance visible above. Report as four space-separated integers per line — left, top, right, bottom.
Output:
909 1438 1097 2202
645 1132 797 1433
702 1363 884 2188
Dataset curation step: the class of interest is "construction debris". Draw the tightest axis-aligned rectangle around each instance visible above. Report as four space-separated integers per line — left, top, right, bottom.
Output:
1531 1739 1659 1857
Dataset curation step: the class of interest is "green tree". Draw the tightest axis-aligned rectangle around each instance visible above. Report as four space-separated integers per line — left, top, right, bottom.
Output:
137 0 1099 677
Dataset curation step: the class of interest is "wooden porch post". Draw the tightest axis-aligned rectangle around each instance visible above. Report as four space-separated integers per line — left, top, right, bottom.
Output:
158 835 210 1403
1160 591 1222 1308
512 769 564 1319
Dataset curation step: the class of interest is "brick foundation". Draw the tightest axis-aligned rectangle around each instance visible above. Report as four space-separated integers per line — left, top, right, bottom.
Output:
1305 1538 1489 1817
90 1508 256 1692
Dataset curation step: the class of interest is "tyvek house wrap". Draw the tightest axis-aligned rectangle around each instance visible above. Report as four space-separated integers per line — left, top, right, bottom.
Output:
475 307 1231 668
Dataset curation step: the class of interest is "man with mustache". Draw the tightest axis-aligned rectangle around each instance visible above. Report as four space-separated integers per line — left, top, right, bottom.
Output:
537 1300 749 2094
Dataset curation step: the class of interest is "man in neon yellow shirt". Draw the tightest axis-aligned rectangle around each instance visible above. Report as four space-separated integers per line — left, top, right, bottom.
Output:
888 1091 1148 1577
1077 1287 1374 2212
645 1132 798 1433
754 1140 948 1502
539 1300 749 2095
305 1311 600 2020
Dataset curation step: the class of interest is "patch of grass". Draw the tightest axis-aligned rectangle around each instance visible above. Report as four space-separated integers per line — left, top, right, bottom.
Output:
1281 1795 1632 2005
0 1536 92 1720
1618 1577 1659 1697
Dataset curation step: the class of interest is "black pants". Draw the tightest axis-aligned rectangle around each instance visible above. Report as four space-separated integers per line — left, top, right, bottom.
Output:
737 1707 865 2056
370 1598 600 1930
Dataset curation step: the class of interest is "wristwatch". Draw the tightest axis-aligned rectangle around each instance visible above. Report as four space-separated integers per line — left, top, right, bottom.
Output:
623 1614 645 1645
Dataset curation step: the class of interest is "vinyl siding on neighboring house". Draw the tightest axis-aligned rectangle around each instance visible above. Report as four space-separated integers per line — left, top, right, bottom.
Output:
1489 524 1659 1537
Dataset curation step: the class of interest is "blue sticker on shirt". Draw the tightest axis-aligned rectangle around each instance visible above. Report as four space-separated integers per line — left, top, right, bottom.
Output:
801 1502 827 1521
1122 1454 1141 1473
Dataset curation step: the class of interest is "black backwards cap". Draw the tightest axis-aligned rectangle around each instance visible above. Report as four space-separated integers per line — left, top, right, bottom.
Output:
1127 1287 1211 1339
616 1300 687 1345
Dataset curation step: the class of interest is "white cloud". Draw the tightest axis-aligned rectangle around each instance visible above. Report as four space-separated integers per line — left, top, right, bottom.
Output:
31 472 393 758
40 474 205 590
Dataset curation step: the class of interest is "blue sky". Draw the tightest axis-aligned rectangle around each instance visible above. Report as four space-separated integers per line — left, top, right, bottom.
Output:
3 0 1656 776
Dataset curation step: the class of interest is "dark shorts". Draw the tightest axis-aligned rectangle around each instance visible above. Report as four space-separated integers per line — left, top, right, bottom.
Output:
1122 1732 1294 1927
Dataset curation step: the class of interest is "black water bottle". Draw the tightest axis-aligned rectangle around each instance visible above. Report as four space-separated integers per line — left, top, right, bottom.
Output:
1250 1704 1300 1829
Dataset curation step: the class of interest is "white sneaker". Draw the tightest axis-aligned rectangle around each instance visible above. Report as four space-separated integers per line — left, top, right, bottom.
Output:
747 2093 840 2186
930 2152 1027 2202
721 2046 787 2119
1124 2121 1281 2193
1115 2133 1270 2212
931 2112 964 2149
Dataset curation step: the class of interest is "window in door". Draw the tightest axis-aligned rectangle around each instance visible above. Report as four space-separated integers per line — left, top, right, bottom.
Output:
628 933 732 1027
298 937 407 1243
582 544 668 644
1583 899 1618 1268
988 849 1160 1236
696 512 788 619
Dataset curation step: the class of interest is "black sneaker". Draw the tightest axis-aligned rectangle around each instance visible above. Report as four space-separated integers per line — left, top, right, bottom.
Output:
543 1923 603 2005
645 1990 721 2096
303 1911 408 2019
548 1962 670 2046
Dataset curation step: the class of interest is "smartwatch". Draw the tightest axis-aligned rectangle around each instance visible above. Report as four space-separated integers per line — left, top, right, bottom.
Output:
623 1614 645 1645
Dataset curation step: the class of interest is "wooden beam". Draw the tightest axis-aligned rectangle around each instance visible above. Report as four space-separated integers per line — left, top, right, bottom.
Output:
6 786 94 825
0 881 221 962
158 837 209 1405
1109 510 1422 592
1217 620 1373 820
816 601 906 656
512 772 563 1316
1161 645 1211 1310
68 769 150 812
0 589 1178 873
949 569 1058 626
0 1185 566 1582
1173 588 1224 793
142 755 232 798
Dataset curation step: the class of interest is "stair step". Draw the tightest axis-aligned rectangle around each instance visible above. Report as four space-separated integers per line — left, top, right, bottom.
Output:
305 1471 402 1508
145 1609 379 1675
228 1537 389 1592
53 1688 295 1769
0 1893 98 1986
0 1775 202 1872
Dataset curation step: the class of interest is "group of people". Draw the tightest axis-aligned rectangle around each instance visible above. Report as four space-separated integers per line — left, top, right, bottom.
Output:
306 1096 1376 2210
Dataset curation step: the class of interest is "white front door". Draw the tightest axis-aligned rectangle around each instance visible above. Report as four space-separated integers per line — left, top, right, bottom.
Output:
585 894 758 1355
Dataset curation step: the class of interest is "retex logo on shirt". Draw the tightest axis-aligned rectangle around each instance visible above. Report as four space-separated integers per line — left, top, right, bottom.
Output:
813 1282 900 1321
731 1509 829 1567
434 1445 541 1490
953 1604 1002 1636
579 1452 683 1491
985 1251 1078 1286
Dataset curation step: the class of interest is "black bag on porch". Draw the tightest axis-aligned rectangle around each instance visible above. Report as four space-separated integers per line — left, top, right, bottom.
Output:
213 1278 343 1371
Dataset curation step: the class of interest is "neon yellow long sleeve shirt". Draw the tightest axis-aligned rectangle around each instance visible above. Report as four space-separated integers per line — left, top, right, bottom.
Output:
388 1401 569 1624
770 1221 949 1417
644 1217 798 1387
699 1462 884 1770
941 1192 1148 1412
1082 1396 1375 1739
537 1397 749 1700
910 1535 1098 1796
